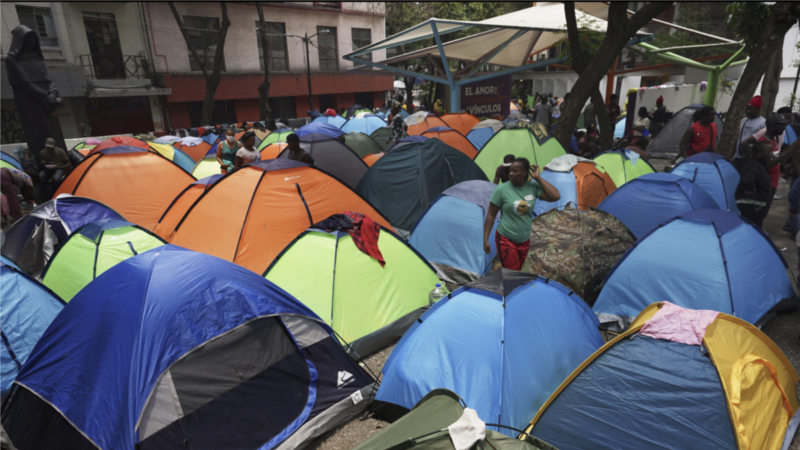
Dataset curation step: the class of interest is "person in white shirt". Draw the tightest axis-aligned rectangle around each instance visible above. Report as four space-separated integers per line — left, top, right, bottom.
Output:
734 95 766 172
234 131 261 169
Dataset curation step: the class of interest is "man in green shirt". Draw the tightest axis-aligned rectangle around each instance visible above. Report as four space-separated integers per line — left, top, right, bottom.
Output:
483 158 560 270
39 137 72 193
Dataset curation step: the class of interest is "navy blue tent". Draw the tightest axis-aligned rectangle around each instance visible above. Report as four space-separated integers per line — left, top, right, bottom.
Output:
375 269 603 435
671 152 740 213
598 172 719 239
410 180 500 285
1 245 375 450
0 256 65 396
356 139 488 231
594 209 798 330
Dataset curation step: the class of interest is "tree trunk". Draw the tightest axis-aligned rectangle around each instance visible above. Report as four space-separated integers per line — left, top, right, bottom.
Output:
592 89 614 150
717 2 800 159
760 36 784 117
168 2 230 126
256 3 272 121
555 2 673 150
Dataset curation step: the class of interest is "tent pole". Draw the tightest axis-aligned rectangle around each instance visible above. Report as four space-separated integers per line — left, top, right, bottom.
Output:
704 69 719 107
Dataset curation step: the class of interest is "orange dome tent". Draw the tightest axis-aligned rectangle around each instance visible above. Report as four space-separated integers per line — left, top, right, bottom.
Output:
260 142 288 160
176 141 213 163
153 175 221 240
533 155 617 214
55 146 196 230
441 113 480 136
363 152 384 167
167 159 392 274
421 127 478 158
406 115 448 136
89 136 149 154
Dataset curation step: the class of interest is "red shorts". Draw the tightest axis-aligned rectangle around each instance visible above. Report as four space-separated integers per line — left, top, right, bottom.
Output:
495 231 530 271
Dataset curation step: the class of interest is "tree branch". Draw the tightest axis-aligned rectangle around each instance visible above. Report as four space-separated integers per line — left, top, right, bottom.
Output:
626 2 672 33
168 2 210 80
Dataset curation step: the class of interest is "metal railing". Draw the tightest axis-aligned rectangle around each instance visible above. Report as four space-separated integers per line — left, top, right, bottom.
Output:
79 54 151 80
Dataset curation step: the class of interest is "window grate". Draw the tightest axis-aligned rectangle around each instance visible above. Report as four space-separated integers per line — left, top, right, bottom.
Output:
256 21 289 71
183 16 225 73
351 28 371 62
318 94 333 112
268 96 296 121
188 100 236 127
317 26 338 72
15 6 58 47
354 92 373 108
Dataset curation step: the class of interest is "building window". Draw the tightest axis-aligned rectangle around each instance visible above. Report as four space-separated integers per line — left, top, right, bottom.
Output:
354 92 373 108
256 22 288 71
83 12 125 79
188 100 236 127
313 2 342 10
15 6 59 48
318 94 333 112
351 28 371 62
317 26 338 72
183 16 225 72
268 96 296 121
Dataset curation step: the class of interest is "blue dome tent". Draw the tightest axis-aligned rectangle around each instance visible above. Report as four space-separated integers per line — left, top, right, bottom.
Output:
2 246 375 450
295 122 345 139
409 180 500 285
593 209 798 330
340 115 387 135
466 119 503 150
312 115 347 128
0 256 65 396
375 269 603 435
671 152 740 213
598 173 719 239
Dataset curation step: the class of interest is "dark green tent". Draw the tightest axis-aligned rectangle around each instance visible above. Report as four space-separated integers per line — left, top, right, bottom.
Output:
344 132 384 157
356 139 488 231
371 127 393 152
353 390 557 450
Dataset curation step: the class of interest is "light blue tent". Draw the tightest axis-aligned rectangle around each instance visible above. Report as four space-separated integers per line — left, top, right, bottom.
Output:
340 116 387 135
2 245 375 450
671 152 740 213
312 115 347 128
0 256 65 396
593 209 798 330
202 132 219 145
170 146 197 174
598 172 719 239
613 117 626 139
410 180 500 285
296 122 344 139
466 119 503 150
786 123 797 146
375 269 603 436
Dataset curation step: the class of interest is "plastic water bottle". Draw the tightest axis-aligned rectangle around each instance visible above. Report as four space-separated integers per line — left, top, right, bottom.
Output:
428 283 448 305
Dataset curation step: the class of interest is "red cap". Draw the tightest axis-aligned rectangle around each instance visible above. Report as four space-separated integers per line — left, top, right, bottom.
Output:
747 95 762 108
656 96 663 104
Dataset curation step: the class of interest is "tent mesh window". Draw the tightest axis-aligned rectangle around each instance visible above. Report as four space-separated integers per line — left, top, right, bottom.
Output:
267 96 296 121
353 92 373 108
188 100 236 127
318 94 333 112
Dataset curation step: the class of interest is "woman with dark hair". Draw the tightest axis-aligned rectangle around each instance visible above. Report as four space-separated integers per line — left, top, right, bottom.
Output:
482 157 560 271
216 126 240 174
633 106 651 134
234 131 260 169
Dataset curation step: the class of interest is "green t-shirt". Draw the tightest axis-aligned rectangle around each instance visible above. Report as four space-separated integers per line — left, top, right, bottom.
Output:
490 179 543 243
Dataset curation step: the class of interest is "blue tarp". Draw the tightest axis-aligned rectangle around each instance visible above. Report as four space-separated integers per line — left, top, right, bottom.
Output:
377 275 603 436
594 209 796 326
467 128 496 150
296 122 345 139
313 115 347 128
410 181 500 280
531 335 736 450
8 245 372 450
533 171 578 215
356 139 488 230
340 116 387 135
598 173 719 239
671 153 740 213
0 258 64 396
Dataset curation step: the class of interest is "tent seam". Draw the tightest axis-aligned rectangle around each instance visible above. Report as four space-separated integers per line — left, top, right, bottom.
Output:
232 170 268 264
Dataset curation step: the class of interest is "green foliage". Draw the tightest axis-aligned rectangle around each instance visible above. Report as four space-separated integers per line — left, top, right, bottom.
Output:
725 2 774 50
553 15 605 68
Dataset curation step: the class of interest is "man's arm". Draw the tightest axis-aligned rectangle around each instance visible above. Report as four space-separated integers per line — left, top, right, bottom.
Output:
739 136 757 159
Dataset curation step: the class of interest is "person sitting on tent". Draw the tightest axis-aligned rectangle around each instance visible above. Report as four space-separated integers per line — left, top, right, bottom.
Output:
483 158 560 271
286 133 316 166
649 96 668 137
570 130 584 155
387 102 408 147
216 126 240 175
1 167 35 225
624 136 651 161
493 154 516 185
736 141 776 228
234 131 261 169
675 106 717 163
578 125 602 158
39 137 71 193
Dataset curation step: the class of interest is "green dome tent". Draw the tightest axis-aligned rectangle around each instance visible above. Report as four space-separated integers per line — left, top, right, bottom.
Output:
353 389 558 450
370 127 393 152
265 224 440 357
593 150 656 187
473 127 566 181
41 219 166 301
344 132 384 157
256 129 294 151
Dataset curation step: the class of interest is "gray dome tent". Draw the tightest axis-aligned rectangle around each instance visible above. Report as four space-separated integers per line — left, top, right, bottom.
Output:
647 103 724 159
278 133 368 189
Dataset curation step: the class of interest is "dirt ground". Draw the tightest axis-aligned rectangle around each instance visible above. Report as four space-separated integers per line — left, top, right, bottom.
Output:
309 173 800 450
